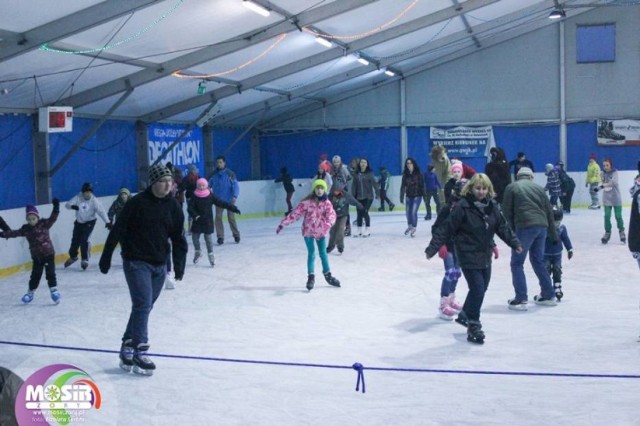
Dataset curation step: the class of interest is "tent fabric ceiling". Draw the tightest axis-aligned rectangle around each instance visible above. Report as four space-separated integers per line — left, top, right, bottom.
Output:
0 0 617 128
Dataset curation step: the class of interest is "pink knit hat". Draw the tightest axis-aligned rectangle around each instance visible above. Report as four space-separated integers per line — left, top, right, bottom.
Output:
450 163 463 174
194 178 211 198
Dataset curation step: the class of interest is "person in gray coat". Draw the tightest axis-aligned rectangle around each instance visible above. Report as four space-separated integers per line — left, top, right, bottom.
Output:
351 157 380 237
595 157 625 244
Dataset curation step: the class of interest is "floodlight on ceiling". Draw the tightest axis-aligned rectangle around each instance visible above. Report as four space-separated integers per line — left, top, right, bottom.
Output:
314 36 332 48
243 0 270 17
357 57 370 65
548 8 566 19
384 69 396 77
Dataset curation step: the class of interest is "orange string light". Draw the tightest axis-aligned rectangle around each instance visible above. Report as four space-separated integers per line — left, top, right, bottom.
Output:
172 33 287 79
302 0 420 40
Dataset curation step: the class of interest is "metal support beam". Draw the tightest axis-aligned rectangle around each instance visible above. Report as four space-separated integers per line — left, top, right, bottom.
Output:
0 0 163 61
559 21 567 167
135 121 150 191
250 131 261 180
32 119 52 204
203 125 215 179
49 85 134 176
452 0 481 48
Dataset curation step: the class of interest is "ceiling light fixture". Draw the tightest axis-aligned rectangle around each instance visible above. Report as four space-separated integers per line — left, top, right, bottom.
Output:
384 69 396 77
314 36 332 48
548 7 566 19
357 56 369 66
243 0 270 17
197 81 206 95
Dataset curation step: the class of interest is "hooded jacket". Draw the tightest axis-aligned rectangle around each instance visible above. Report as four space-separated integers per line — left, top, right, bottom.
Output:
280 195 336 239
484 147 511 203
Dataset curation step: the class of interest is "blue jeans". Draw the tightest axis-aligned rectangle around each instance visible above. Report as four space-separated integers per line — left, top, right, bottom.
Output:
510 226 555 301
461 267 491 322
122 259 167 346
304 237 330 275
405 197 422 228
440 251 460 297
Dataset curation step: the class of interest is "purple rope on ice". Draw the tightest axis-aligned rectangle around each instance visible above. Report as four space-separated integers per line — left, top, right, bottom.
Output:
352 362 365 393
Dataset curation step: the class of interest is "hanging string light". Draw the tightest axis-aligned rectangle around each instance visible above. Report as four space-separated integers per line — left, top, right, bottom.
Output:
302 0 420 41
172 33 287 79
39 0 184 54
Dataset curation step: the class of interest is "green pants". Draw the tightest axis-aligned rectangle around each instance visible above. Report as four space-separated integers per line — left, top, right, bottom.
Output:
603 205 624 232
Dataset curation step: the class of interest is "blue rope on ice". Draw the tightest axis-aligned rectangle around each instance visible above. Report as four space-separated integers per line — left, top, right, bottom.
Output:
352 362 365 393
2 340 640 393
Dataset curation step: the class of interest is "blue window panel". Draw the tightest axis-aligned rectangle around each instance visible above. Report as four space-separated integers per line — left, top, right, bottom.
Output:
577 24 615 63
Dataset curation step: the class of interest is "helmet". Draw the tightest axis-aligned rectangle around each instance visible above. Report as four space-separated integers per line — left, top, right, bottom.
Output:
552 207 563 223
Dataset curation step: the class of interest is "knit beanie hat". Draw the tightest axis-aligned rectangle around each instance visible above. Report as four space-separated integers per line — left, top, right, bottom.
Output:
312 179 328 192
148 164 172 186
517 167 534 180
119 187 130 197
81 182 93 193
545 163 554 173
26 205 39 219
194 178 211 198
450 163 463 174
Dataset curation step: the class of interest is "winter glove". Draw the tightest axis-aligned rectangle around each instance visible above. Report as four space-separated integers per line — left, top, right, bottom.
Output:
438 245 448 259
276 224 284 234
52 198 60 210
231 206 241 214
99 256 110 274
0 216 9 232
71 205 80 210
633 252 640 260
567 250 573 260
399 196 404 204
105 222 113 230
492 246 499 259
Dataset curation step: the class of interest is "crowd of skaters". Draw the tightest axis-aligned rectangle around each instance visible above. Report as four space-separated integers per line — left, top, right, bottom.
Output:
0 148 639 372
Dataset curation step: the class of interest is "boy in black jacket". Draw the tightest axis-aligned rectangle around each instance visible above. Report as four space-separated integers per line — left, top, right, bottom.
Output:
99 164 188 376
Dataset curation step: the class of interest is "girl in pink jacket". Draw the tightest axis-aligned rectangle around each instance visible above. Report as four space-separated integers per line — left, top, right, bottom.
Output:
277 179 340 291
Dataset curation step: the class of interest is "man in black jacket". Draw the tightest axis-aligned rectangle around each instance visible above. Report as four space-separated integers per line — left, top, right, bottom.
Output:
99 164 188 376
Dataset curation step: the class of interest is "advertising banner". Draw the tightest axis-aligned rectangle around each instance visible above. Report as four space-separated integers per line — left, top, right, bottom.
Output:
597 119 640 146
430 126 495 158
148 124 203 172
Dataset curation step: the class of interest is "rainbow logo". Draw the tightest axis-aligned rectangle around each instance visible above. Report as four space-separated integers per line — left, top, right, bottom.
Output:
15 364 101 425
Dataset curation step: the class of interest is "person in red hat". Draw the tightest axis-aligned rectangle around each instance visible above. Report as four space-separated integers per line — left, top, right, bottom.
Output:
586 154 601 209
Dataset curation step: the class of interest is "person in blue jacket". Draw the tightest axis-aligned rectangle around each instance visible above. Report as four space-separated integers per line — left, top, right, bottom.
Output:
209 155 241 244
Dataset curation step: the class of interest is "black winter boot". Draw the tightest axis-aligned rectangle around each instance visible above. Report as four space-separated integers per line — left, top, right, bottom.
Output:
467 321 485 344
324 272 341 287
306 274 315 291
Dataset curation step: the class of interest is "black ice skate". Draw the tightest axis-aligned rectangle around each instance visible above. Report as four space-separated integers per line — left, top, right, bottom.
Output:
554 284 564 302
324 272 341 287
455 311 468 327
619 230 627 244
119 340 135 372
467 321 485 344
306 274 315 291
132 344 156 376
601 232 611 244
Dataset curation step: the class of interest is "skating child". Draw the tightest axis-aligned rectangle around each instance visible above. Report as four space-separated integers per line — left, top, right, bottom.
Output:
429 179 467 321
276 179 340 291
425 174 522 344
443 162 464 205
107 187 130 228
422 164 441 220
544 208 574 302
327 184 362 254
188 178 240 266
0 200 61 304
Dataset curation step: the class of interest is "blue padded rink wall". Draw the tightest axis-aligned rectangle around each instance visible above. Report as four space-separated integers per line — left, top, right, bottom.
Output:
0 209 639 424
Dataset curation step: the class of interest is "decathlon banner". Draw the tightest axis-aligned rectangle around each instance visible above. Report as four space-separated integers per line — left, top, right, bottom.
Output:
430 126 495 158
597 119 640 146
148 124 203 171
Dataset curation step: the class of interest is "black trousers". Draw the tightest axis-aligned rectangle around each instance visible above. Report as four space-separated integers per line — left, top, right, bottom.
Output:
461 267 492 322
69 219 97 260
29 254 57 291
561 188 574 213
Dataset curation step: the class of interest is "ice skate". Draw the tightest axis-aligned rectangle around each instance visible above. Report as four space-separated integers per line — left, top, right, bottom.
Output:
327 245 335 253
208 253 215 266
81 260 88 270
64 257 78 268
362 227 370 238
438 297 455 321
447 293 463 313
324 272 341 287
534 295 557 306
554 284 563 302
132 344 156 376
455 311 468 327
404 227 412 236
306 274 315 291
119 340 135 372
21 291 34 304
467 321 485 344
619 230 626 244
193 250 201 264
601 232 611 244
337 247 344 254
353 227 362 238
389 204 395 211
508 299 528 311
410 227 416 238
50 287 61 304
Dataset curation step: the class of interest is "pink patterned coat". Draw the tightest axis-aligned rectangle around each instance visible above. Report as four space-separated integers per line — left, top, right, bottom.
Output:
280 197 336 239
